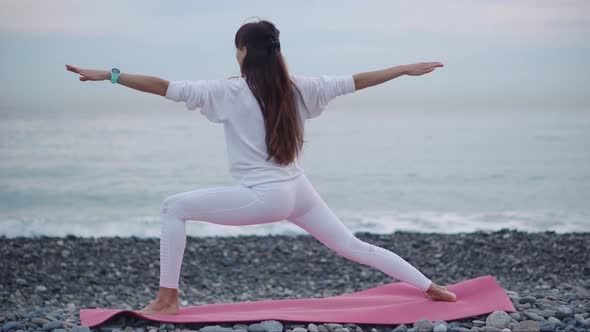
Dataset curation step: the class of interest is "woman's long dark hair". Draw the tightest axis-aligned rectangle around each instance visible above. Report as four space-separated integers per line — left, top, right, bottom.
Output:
234 19 304 166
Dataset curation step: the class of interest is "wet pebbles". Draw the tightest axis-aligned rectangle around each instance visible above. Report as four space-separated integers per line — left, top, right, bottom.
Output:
1 228 589 331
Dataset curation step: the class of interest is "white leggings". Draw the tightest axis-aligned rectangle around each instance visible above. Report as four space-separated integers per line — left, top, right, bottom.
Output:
159 173 433 292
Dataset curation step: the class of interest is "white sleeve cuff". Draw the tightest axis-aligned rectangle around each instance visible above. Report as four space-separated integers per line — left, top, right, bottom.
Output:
342 75 356 94
165 81 183 102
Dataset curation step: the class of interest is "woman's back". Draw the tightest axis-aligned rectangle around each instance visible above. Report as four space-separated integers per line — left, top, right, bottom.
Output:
165 73 356 187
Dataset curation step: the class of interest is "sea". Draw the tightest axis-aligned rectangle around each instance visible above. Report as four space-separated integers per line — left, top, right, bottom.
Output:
1 99 589 238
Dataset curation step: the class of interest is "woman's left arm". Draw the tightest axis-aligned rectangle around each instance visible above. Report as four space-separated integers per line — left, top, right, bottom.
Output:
65 64 169 97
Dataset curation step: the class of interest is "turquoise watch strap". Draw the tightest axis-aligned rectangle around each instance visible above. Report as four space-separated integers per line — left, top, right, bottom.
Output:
110 68 121 84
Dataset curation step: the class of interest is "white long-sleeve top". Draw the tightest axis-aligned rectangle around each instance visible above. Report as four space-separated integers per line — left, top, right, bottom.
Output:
165 74 356 188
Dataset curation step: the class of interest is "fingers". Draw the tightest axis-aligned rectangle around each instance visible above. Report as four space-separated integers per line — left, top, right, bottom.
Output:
65 64 80 73
66 64 90 81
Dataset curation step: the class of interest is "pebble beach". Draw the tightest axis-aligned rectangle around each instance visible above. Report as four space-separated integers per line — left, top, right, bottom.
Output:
1 229 589 332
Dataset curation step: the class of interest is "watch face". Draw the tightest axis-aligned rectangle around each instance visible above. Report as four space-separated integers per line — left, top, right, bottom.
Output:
112 68 120 74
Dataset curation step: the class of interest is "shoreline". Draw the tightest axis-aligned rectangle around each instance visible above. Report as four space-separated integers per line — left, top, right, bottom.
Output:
1 229 589 331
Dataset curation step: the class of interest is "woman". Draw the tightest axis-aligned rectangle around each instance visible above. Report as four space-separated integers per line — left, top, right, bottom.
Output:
65 19 454 315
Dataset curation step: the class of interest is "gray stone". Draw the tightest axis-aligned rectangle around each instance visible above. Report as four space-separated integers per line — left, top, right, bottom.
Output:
35 285 47 292
324 325 342 332
52 329 67 332
392 325 407 332
2 322 22 332
200 326 232 332
413 320 434 332
317 326 329 332
248 325 266 332
433 326 446 332
471 321 485 327
523 311 544 321
555 305 573 319
31 319 50 326
514 320 540 332
485 311 510 329
519 296 537 304
539 309 555 318
481 327 500 332
260 321 283 332
293 329 306 332
42 321 63 330
508 312 521 321
448 328 470 332
538 321 555 332
61 249 71 258
307 325 318 332
25 322 40 329
78 326 91 332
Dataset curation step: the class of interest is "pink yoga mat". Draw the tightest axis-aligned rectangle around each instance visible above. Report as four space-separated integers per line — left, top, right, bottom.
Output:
80 275 515 327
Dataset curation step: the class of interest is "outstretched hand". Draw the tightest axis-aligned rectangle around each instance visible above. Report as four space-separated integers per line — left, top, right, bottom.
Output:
405 62 444 76
65 64 109 82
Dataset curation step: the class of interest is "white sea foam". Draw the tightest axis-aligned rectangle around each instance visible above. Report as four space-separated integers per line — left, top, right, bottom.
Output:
1 209 588 238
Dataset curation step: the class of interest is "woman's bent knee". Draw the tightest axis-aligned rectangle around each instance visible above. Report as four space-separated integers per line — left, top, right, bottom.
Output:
160 194 186 217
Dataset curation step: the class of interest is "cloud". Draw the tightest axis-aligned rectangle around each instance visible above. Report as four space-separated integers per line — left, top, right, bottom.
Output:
1 0 588 48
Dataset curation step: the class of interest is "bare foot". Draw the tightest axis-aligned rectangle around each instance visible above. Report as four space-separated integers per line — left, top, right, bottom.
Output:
424 282 457 302
138 299 180 315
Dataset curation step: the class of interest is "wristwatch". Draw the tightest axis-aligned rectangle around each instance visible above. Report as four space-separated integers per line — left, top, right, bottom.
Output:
110 68 121 84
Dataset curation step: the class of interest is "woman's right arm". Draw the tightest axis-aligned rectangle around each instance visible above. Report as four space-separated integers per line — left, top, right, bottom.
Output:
352 62 444 91
65 64 169 96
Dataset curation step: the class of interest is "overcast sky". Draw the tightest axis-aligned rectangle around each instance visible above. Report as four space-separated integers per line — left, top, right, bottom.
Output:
1 0 589 111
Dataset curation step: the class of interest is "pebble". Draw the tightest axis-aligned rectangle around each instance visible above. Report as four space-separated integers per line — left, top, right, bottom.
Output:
200 326 232 332
2 322 22 332
522 311 544 321
260 321 283 332
31 318 50 326
514 320 540 332
538 321 555 332
0 231 589 332
392 325 407 332
485 311 510 329
42 321 63 330
413 319 434 332
35 285 47 292
481 327 500 332
507 312 520 321
556 305 574 319
519 296 537 304
432 325 447 332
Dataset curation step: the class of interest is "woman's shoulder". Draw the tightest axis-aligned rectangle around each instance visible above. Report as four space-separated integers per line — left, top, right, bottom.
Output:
212 75 246 94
